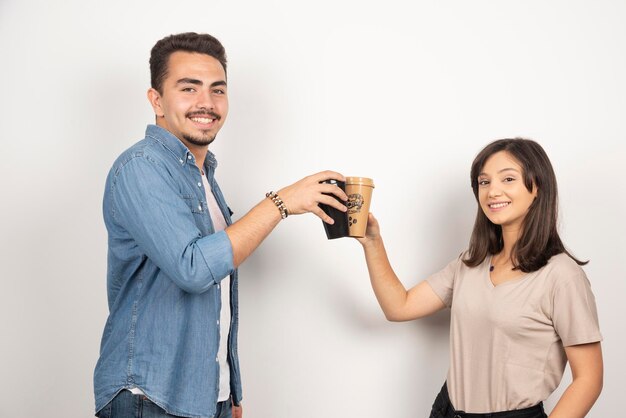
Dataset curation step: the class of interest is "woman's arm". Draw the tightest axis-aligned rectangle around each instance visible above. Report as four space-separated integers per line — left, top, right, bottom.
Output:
358 213 445 321
548 342 603 418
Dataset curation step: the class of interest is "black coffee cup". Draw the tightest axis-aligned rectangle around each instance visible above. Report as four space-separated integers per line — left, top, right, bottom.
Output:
319 179 349 239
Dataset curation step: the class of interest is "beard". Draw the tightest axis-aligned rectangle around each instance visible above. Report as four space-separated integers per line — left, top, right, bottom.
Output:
183 132 217 146
182 110 221 146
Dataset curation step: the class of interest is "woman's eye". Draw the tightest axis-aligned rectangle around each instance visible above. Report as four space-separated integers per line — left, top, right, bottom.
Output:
478 179 489 186
503 177 516 182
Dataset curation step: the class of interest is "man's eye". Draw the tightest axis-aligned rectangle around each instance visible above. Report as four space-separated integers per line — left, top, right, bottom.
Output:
503 177 516 182
182 87 196 92
213 89 225 95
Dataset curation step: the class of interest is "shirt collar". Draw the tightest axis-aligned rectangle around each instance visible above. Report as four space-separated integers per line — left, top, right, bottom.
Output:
145 124 218 170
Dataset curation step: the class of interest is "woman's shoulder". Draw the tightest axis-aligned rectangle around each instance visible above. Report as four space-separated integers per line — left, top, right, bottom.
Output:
427 250 476 281
457 250 489 269
455 250 491 280
546 252 585 271
540 252 589 287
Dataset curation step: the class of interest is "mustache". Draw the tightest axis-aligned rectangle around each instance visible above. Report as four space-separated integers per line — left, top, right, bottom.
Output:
186 110 221 120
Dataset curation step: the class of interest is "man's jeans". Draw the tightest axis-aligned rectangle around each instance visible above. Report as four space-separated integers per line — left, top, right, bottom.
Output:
96 390 232 418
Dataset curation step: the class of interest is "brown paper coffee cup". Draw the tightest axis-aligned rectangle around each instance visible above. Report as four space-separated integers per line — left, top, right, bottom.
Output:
345 177 375 237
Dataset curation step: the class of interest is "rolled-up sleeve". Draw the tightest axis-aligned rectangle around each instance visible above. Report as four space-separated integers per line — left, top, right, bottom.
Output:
110 155 234 294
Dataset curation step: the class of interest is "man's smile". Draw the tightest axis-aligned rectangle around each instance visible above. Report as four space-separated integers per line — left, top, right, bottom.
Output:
187 111 220 126
190 116 214 124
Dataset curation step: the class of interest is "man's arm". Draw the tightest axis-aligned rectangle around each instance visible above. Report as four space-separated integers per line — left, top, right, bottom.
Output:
112 159 347 291
111 155 236 293
226 170 348 267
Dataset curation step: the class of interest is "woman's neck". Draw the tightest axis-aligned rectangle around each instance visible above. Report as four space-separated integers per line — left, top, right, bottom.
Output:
499 224 522 263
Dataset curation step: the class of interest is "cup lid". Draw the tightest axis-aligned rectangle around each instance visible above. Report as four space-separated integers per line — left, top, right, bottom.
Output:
345 177 375 187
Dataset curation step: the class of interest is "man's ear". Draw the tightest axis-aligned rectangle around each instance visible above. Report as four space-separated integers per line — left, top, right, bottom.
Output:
147 88 164 117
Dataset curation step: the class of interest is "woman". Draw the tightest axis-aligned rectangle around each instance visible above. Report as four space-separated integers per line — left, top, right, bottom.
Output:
357 139 603 418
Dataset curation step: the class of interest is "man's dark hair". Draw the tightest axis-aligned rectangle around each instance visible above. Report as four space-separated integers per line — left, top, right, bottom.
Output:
150 32 227 94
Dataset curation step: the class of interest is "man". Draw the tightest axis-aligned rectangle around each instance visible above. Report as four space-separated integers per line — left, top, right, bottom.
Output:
93 32 347 418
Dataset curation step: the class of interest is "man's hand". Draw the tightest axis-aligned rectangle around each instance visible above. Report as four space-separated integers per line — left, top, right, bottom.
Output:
277 170 348 224
232 401 242 418
226 170 348 267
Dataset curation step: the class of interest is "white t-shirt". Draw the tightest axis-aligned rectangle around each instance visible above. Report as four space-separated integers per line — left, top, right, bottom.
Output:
426 252 602 413
202 174 232 402
130 175 233 401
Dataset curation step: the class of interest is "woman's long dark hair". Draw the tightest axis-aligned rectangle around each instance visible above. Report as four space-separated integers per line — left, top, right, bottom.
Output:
463 138 587 272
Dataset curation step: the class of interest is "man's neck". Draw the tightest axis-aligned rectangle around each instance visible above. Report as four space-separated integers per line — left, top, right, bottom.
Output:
154 120 209 172
188 145 208 173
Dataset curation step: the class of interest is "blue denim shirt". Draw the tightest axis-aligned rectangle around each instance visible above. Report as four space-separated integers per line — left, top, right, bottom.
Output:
94 125 242 418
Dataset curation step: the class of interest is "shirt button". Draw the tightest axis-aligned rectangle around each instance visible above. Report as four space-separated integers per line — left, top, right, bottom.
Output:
179 159 183 164
215 357 219 362
197 182 202 187
187 155 192 160
217 284 220 289
217 320 220 325
198 205 202 211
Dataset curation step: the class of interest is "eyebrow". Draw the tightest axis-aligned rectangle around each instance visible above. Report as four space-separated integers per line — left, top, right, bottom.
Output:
478 168 521 176
176 78 227 88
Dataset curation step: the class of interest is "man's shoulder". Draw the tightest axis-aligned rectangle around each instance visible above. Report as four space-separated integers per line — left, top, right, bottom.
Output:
109 136 168 177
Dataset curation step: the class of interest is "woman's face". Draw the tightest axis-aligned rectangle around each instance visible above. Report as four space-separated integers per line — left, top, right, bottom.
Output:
477 151 537 231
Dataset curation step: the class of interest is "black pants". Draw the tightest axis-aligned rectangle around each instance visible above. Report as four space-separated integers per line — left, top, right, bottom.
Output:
429 383 547 418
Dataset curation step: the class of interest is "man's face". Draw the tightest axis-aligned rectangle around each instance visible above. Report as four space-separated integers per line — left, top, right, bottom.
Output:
148 51 228 148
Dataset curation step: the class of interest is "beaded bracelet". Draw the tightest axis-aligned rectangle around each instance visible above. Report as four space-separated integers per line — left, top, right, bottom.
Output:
266 191 289 219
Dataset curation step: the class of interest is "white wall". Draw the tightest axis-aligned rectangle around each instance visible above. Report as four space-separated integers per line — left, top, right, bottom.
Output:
1 1 624 417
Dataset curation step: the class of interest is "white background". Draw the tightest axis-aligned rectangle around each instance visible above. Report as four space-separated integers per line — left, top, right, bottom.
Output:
1 1 624 417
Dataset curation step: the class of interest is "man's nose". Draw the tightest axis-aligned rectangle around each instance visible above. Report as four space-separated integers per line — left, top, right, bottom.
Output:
196 89 214 110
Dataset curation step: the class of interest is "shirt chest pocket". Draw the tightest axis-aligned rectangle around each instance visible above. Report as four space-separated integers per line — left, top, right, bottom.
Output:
181 194 212 233
181 194 204 214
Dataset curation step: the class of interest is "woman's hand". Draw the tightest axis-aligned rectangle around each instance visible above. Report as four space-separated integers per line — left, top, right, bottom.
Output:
356 213 382 247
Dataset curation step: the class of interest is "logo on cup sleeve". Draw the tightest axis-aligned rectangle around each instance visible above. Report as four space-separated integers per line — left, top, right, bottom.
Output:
347 193 363 227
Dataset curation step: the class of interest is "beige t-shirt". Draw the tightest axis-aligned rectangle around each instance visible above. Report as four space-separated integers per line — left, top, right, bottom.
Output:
426 252 602 413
